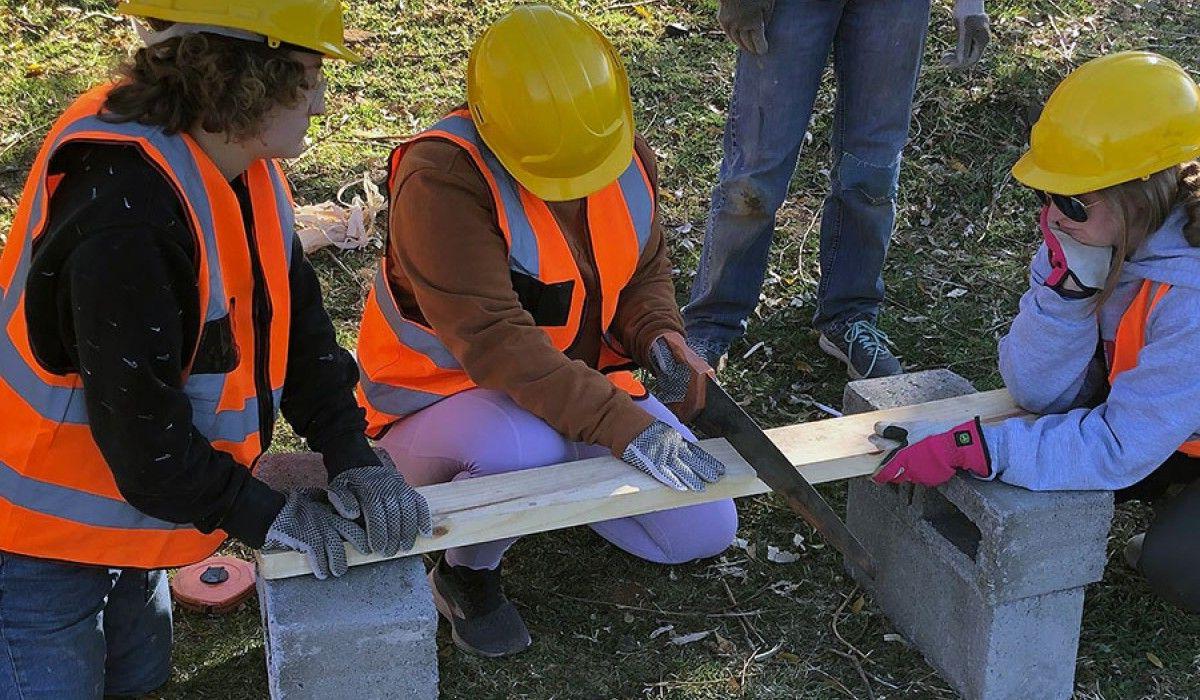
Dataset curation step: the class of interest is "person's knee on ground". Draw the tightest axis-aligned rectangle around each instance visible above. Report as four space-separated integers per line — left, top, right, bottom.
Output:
1137 479 1200 613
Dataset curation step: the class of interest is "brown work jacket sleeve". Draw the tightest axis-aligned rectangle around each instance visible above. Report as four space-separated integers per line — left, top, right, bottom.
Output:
387 139 679 454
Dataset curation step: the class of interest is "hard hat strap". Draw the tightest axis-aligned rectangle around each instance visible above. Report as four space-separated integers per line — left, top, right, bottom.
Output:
131 19 269 48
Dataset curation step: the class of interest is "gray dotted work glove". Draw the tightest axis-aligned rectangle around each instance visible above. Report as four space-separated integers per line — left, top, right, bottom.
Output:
622 420 727 491
264 489 370 580
649 333 716 423
943 0 989 69
718 0 776 56
327 452 433 558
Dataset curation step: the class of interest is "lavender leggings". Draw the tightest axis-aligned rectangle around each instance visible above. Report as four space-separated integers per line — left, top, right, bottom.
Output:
376 389 738 570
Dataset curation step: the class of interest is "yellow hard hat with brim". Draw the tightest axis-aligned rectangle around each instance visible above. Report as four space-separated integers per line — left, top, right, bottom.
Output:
118 0 362 63
1013 51 1200 195
467 5 634 202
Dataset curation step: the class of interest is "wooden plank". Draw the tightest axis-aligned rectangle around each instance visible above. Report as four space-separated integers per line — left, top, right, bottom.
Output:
257 389 1022 580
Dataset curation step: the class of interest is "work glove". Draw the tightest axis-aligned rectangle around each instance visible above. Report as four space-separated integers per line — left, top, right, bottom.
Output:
942 0 989 69
264 489 370 580
869 418 991 487
1039 206 1113 299
327 453 433 558
649 332 716 423
622 420 727 491
717 0 776 55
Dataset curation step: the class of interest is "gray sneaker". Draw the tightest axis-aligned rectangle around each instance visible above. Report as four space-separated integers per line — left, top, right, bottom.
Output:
818 319 902 380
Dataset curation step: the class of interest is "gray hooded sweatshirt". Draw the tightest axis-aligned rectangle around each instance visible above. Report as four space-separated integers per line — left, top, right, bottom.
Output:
985 205 1200 490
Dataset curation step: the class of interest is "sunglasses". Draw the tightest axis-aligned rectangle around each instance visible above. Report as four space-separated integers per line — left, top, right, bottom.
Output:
1035 190 1098 223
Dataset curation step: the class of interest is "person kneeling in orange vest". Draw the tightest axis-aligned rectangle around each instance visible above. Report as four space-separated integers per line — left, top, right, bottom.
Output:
870 52 1200 614
0 2 430 696
356 5 738 657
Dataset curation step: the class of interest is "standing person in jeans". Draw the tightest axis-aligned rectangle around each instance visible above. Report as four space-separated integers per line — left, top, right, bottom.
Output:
684 0 989 378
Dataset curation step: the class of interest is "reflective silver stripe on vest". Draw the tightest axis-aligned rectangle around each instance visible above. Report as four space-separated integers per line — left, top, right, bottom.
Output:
0 458 190 531
370 265 461 370
357 365 445 418
266 160 297 269
0 113 276 446
616 158 653 253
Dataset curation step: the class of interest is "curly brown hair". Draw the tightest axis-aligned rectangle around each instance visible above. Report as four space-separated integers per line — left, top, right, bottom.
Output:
102 26 311 140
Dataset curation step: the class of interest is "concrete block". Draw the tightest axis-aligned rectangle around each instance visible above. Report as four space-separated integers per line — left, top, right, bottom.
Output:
843 368 977 415
842 372 1114 700
255 453 439 700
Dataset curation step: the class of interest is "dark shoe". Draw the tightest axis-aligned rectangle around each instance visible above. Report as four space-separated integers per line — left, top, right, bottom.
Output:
819 319 902 379
428 556 531 657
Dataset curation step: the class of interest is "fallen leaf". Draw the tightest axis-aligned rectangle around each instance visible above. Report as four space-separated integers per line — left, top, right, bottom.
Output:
851 596 866 614
777 651 801 663
883 633 908 645
343 28 378 43
946 288 968 298
1147 652 1164 669
670 630 713 645
649 625 674 639
767 545 801 564
713 632 737 655
769 580 800 595
664 22 690 37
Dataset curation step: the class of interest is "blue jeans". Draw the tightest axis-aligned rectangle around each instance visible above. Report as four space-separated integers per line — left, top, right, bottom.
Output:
0 552 172 699
684 0 932 348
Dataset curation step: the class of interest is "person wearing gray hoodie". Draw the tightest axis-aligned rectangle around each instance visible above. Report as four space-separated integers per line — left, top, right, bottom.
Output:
868 51 1200 614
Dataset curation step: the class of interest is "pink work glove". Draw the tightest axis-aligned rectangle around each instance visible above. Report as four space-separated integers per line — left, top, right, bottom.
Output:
869 418 991 487
1039 206 1112 298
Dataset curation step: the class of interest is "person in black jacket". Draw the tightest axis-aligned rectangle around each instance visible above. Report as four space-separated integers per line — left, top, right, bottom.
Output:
0 4 429 697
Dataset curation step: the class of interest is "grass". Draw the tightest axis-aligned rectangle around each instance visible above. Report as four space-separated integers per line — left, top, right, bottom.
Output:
3 0 1200 697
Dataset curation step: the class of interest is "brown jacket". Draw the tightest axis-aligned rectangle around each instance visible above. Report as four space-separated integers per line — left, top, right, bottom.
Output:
386 135 683 454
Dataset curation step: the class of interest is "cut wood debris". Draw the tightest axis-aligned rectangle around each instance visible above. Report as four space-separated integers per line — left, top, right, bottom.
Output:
294 171 385 254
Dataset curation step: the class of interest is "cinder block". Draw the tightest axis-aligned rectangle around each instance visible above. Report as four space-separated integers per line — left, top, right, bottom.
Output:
843 368 977 415
255 453 439 700
843 372 1114 700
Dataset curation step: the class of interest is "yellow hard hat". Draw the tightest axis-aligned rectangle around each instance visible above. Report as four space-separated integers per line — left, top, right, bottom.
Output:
117 0 361 63
1013 51 1200 195
467 5 634 202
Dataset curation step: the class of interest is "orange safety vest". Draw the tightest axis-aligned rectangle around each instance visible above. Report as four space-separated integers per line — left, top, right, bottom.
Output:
1108 279 1200 457
356 110 654 438
0 84 295 568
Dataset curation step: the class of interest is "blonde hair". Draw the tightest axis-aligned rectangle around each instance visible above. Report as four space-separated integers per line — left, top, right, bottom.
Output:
1094 161 1200 304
